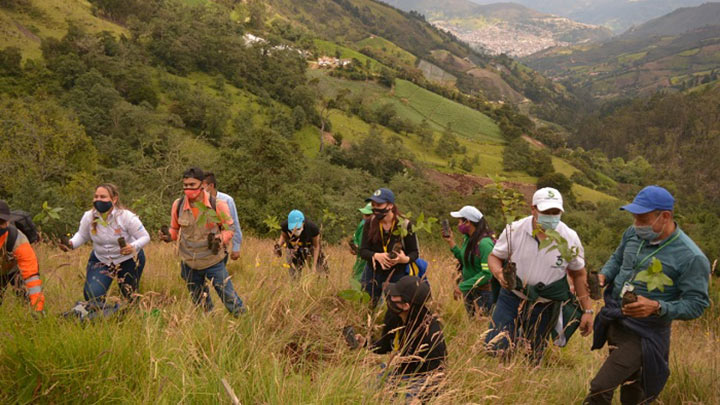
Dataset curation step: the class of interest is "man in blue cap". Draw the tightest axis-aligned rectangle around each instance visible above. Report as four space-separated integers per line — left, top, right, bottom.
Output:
585 186 710 404
275 210 324 278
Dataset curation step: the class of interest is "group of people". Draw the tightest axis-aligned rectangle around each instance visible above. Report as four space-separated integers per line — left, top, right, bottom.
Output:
0 169 712 403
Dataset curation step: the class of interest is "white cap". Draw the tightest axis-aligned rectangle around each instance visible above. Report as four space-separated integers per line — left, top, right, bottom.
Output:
450 206 484 222
533 187 564 212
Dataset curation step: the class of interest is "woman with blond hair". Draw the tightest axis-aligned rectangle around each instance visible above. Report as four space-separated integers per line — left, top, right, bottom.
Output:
60 184 150 305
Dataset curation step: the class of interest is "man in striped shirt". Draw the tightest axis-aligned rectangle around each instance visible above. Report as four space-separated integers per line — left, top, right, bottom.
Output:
0 200 44 312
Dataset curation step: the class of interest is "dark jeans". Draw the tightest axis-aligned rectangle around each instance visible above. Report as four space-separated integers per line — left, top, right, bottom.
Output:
84 250 145 305
361 264 406 307
180 260 245 316
464 288 494 317
484 288 556 362
585 322 644 405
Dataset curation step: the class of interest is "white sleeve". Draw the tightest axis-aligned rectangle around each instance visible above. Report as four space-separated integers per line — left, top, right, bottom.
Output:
567 231 586 271
491 225 511 260
125 212 150 251
69 211 92 248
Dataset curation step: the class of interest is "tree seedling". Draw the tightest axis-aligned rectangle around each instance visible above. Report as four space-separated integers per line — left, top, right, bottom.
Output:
487 176 527 289
634 257 673 292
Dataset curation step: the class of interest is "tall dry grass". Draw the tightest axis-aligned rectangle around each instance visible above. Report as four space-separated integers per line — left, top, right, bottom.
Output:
0 238 718 404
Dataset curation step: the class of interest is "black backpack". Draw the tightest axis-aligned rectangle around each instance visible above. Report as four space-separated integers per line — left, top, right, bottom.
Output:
10 210 39 244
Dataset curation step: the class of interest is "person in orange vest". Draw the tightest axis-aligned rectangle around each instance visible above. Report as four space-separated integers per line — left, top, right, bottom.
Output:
0 200 44 312
161 167 246 316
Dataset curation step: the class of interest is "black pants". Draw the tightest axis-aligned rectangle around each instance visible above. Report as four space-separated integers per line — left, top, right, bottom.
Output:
585 322 645 405
0 270 23 305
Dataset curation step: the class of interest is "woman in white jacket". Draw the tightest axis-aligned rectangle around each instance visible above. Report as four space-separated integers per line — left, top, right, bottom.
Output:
62 184 150 305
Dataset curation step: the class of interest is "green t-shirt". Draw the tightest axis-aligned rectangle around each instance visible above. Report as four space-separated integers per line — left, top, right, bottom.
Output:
451 235 494 293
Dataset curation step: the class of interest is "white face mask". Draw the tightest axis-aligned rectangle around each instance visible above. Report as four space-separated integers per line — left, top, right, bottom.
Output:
291 227 303 237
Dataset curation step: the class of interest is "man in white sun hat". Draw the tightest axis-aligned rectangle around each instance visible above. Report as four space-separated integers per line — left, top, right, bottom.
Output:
483 187 594 363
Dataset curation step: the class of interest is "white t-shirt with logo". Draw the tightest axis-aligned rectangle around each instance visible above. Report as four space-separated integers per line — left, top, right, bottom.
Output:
492 216 585 286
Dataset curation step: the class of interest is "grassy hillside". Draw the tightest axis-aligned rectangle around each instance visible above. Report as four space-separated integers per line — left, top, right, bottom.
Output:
355 35 417 67
1 240 718 403
0 0 126 59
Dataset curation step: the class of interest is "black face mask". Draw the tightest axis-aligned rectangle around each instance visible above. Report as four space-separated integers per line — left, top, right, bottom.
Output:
373 208 389 220
0 228 7 238
387 298 406 314
94 200 113 213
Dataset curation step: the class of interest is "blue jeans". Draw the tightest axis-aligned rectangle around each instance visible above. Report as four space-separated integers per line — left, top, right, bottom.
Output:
464 288 494 317
84 250 145 305
180 260 244 316
484 288 556 362
362 264 406 308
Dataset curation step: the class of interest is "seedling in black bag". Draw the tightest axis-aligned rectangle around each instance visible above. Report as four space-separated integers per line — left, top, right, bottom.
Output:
343 326 359 349
587 270 602 300
348 238 358 255
207 233 220 255
622 291 638 307
387 242 403 260
503 261 517 290
117 237 127 249
441 219 450 238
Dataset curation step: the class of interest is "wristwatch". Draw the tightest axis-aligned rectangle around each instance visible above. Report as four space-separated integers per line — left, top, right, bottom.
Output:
655 301 662 315
584 309 594 315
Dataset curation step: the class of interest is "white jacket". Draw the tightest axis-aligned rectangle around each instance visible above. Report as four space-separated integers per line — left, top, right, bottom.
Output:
70 208 150 265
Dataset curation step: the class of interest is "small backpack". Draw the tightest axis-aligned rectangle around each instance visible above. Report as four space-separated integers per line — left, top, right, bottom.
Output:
10 210 39 244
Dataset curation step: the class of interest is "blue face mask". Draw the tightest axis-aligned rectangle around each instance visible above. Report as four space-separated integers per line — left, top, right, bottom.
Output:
537 214 561 231
634 214 663 241
0 227 7 238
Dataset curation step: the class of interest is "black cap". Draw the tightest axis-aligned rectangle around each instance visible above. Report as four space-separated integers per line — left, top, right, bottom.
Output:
183 167 204 181
387 276 430 305
0 200 20 222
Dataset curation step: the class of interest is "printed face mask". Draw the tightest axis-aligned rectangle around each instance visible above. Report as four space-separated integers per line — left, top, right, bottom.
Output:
537 214 561 231
93 200 113 213
635 214 663 241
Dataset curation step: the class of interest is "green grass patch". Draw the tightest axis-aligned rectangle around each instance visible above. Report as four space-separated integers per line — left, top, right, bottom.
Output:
391 79 502 142
617 51 647 64
573 184 617 203
355 35 417 67
552 157 580 177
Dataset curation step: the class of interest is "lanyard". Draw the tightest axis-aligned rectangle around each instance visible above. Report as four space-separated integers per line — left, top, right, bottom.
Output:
379 220 395 253
633 232 680 271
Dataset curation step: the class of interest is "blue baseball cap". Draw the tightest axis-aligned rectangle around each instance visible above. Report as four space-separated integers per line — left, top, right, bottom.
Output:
287 210 305 230
621 186 675 214
366 188 395 204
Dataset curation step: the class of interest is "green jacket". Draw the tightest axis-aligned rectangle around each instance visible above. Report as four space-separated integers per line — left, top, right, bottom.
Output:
351 220 366 288
600 225 710 321
451 235 494 293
